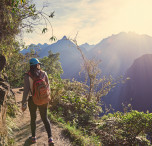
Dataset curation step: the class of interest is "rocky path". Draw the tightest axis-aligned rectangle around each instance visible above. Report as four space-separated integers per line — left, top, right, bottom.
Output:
13 88 72 146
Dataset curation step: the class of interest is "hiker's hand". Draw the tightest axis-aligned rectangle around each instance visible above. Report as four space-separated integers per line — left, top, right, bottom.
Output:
22 103 27 112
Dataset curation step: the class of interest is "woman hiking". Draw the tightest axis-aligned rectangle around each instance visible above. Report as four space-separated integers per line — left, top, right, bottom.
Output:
21 58 54 146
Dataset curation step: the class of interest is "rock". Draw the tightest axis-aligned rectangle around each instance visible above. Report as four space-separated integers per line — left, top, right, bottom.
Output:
0 55 10 145
0 55 6 72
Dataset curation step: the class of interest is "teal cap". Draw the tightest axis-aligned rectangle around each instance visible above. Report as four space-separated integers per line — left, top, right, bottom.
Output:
29 58 41 66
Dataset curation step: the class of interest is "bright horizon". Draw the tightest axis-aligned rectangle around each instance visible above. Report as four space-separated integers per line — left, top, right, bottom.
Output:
22 0 152 46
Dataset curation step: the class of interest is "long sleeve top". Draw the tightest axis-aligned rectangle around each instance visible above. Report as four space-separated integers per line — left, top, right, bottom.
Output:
22 70 49 106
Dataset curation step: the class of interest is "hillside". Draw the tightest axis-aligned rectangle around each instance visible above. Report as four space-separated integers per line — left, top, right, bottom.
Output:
118 54 152 112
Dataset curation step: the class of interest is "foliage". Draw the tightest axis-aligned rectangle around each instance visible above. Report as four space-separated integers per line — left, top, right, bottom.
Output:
0 82 18 145
1 0 55 39
5 88 19 145
71 39 115 102
0 0 37 56
46 38 115 130
48 111 100 146
44 39 116 128
6 116 18 145
40 50 63 77
49 74 102 127
44 38 117 146
0 0 55 144
2 2 150 146
0 0 55 87
48 67 152 145
95 110 152 145
6 49 38 87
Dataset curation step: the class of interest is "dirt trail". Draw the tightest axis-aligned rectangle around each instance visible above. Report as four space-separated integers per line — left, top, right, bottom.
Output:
13 88 72 146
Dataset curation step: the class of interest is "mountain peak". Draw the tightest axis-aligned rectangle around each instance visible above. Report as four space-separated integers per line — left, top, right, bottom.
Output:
62 36 68 40
82 43 89 46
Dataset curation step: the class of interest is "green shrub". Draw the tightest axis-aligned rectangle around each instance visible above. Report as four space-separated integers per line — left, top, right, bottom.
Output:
48 112 100 146
50 78 102 127
96 110 152 145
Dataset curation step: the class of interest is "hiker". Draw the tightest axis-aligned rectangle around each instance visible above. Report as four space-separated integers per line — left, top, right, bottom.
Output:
21 58 54 146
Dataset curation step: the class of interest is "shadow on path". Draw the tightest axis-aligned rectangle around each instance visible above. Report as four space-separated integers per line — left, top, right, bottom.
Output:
23 138 46 146
23 138 32 146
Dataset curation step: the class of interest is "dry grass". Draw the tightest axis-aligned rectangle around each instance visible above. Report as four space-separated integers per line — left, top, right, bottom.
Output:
0 106 8 145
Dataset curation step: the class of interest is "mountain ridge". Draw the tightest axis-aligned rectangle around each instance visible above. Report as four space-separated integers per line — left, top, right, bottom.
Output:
21 32 152 79
20 32 152 111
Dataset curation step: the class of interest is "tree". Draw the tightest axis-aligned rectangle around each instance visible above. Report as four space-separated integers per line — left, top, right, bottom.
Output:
40 50 63 77
71 38 115 102
0 0 55 86
0 0 55 57
0 0 56 144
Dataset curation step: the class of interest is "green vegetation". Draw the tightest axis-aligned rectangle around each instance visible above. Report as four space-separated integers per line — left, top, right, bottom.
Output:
47 69 152 145
0 92 18 146
40 50 63 77
48 110 100 146
45 39 152 145
0 0 55 145
0 0 55 87
97 110 151 145
1 0 152 146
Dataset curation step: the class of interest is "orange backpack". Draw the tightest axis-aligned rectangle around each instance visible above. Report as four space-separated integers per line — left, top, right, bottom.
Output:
27 71 51 105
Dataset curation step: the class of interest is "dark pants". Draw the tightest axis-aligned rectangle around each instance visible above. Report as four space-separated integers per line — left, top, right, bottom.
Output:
28 96 52 138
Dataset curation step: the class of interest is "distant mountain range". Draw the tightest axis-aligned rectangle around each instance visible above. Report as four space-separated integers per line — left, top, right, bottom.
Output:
21 32 152 112
21 36 85 79
21 32 152 78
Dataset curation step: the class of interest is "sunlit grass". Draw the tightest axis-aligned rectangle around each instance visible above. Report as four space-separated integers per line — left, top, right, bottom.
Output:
48 110 100 146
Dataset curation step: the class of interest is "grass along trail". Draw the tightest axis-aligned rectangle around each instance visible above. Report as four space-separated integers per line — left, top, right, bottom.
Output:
12 88 72 146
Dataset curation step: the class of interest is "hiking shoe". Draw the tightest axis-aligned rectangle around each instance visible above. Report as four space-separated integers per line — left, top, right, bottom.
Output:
29 136 37 143
48 138 54 146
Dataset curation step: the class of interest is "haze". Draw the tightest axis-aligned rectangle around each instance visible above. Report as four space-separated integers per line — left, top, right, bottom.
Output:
23 0 152 45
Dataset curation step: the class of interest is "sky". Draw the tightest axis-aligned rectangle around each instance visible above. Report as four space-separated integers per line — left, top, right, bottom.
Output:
23 0 152 46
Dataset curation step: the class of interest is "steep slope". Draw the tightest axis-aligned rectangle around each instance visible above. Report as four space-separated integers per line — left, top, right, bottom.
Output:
117 54 152 112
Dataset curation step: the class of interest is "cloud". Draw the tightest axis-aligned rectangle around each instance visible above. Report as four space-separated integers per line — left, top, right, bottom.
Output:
23 0 152 45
